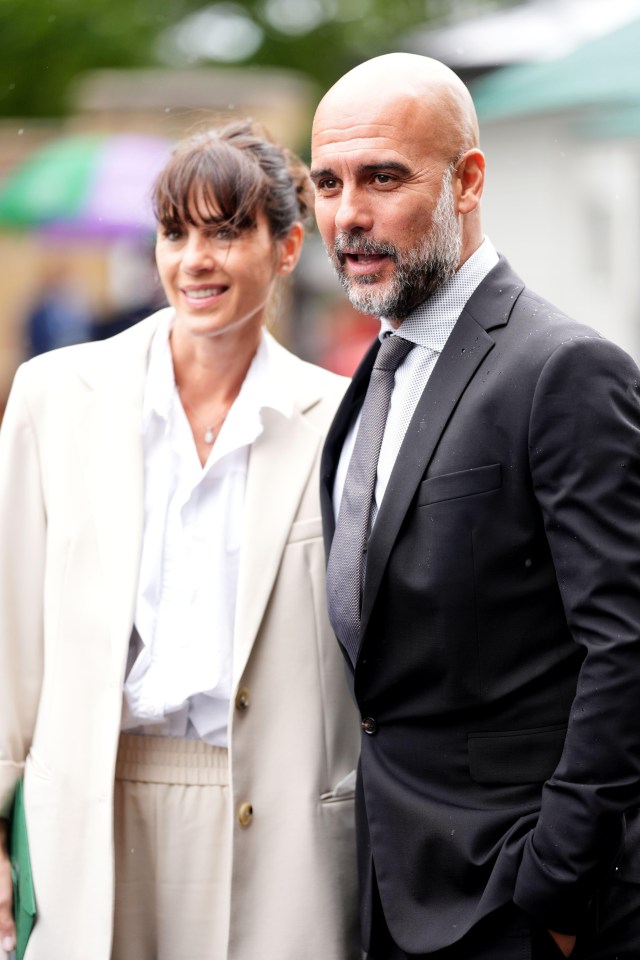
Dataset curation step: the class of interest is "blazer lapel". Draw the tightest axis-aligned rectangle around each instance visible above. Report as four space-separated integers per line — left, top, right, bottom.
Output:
73 315 162 684
233 349 325 687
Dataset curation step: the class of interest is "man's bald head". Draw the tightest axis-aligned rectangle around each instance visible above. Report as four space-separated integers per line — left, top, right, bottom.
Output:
313 53 480 163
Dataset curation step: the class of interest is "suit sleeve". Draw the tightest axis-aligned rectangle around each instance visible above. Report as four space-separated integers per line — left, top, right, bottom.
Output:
0 364 46 816
513 335 640 931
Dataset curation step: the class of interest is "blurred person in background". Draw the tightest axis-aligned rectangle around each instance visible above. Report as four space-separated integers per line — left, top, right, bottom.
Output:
24 263 93 358
0 119 359 960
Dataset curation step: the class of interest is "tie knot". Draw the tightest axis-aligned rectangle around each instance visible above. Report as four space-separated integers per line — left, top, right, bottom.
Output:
373 334 414 372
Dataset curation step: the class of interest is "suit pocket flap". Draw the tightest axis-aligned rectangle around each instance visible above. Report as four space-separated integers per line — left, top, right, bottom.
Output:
468 724 566 785
287 517 323 544
419 463 502 506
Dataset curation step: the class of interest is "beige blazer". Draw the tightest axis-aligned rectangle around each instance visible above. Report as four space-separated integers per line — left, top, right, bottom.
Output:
0 310 361 960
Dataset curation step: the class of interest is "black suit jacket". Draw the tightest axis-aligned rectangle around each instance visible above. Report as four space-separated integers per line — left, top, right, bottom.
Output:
320 257 640 954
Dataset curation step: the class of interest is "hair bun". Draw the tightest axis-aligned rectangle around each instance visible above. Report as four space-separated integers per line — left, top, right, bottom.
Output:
284 151 314 225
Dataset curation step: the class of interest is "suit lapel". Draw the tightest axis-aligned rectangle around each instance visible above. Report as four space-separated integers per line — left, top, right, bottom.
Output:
359 310 494 638
233 349 324 687
359 259 526 646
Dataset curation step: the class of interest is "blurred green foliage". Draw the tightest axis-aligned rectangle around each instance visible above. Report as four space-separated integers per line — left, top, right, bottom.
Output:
0 0 511 117
0 0 183 116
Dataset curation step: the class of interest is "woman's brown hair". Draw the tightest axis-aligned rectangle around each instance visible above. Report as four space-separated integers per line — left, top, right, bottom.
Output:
153 119 313 240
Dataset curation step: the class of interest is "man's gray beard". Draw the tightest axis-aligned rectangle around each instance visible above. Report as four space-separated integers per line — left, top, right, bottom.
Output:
330 169 462 322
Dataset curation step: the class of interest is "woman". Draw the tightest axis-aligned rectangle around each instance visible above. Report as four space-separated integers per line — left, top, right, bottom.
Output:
0 120 359 960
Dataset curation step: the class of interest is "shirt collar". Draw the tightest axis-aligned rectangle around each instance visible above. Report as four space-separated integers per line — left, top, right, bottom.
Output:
380 236 499 351
236 328 294 421
142 310 174 428
143 313 293 431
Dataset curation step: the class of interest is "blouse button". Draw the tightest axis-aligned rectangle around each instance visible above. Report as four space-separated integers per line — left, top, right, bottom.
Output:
237 802 253 827
235 688 250 712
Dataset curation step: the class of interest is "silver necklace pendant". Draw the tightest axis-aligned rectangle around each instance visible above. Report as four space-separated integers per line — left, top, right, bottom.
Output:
204 427 216 444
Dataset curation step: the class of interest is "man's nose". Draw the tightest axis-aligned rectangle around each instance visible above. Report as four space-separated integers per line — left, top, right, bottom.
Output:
334 187 374 234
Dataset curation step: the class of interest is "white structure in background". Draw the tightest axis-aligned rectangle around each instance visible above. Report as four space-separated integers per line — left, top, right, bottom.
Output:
408 0 640 71
407 0 640 361
477 112 640 361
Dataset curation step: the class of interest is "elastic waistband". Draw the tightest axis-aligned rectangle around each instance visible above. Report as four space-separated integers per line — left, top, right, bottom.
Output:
115 733 229 786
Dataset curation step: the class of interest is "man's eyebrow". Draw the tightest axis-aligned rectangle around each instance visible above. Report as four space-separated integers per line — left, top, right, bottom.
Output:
310 161 412 183
359 161 412 177
309 167 335 183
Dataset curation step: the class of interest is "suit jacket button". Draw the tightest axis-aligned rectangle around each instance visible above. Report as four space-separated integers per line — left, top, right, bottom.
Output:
235 688 250 712
361 717 378 735
237 802 253 827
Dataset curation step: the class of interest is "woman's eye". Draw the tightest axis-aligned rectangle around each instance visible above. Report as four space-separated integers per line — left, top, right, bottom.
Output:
213 226 239 241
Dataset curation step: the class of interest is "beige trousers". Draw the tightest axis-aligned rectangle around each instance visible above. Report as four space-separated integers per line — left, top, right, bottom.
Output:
111 734 231 960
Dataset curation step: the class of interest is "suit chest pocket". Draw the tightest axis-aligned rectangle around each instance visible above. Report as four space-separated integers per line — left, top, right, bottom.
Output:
418 463 502 506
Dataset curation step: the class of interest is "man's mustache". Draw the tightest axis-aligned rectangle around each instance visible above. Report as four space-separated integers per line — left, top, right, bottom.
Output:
332 233 399 265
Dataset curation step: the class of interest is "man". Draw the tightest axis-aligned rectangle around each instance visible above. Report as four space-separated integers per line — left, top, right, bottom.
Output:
311 52 640 959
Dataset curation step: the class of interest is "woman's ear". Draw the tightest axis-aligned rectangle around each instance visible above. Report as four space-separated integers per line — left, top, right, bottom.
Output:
455 149 485 215
277 222 305 275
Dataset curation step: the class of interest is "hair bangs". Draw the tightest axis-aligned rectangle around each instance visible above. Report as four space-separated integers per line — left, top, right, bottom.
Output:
153 137 266 233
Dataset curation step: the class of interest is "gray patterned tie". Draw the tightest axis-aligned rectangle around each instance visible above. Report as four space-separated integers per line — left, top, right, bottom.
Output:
327 334 414 664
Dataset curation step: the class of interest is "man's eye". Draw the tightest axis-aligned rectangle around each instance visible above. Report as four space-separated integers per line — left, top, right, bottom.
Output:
373 174 393 185
317 179 338 191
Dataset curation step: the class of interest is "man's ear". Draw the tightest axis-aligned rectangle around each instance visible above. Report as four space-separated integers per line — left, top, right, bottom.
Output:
455 149 485 215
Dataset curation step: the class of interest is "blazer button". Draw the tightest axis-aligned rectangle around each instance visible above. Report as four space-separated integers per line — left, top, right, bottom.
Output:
237 802 253 827
361 717 378 736
235 688 250 712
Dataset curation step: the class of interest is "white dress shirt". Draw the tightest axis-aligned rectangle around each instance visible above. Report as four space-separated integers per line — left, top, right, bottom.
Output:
333 238 500 521
122 316 292 746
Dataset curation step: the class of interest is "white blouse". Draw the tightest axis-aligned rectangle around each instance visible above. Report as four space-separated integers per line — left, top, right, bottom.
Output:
122 314 292 746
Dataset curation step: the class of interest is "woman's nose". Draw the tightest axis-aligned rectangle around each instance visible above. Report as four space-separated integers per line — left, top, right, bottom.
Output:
182 233 216 272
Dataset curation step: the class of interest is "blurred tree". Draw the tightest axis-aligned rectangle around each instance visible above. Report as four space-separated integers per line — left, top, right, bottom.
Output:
253 0 518 87
0 0 515 118
0 0 195 116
